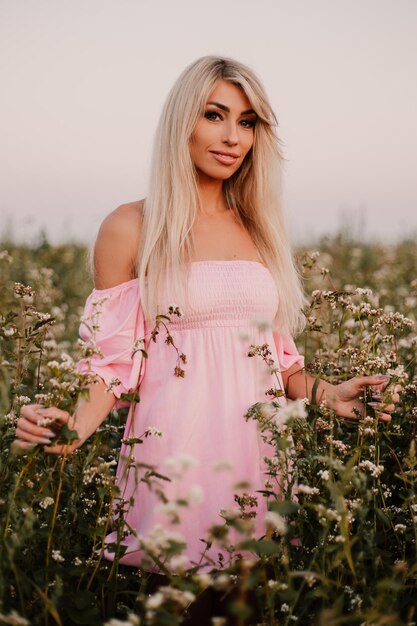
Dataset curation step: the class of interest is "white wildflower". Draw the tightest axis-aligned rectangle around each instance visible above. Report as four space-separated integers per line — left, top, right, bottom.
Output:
146 586 194 609
0 610 30 625
187 485 204 504
394 524 407 533
92 296 110 307
37 417 58 427
168 305 184 317
256 402 277 421
39 497 54 509
274 399 307 427
104 616 140 626
16 396 31 405
157 501 181 521
358 460 385 478
105 377 122 393
168 554 189 572
213 574 231 591
318 470 330 481
219 507 241 522
265 511 287 535
51 549 64 563
355 287 373 297
165 453 198 478
3 412 16 426
138 524 186 556
0 250 13 263
146 592 164 610
194 572 212 590
145 427 163 437
298 484 320 495
3 327 16 337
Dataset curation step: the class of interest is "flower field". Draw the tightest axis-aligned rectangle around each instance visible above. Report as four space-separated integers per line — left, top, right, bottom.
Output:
0 235 416 625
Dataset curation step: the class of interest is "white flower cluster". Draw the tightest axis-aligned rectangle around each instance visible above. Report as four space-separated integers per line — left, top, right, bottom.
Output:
326 436 350 454
298 484 320 496
39 497 54 509
354 287 373 297
146 585 195 613
0 611 29 625
265 511 287 535
144 427 163 437
0 250 13 263
358 460 385 478
104 614 140 626
3 327 17 337
315 504 342 523
157 485 204 523
105 377 122 393
83 459 117 486
16 396 32 405
318 470 330 481
47 353 74 372
2 412 17 426
51 549 64 563
394 524 407 533
164 453 198 479
138 524 186 557
273 398 308 429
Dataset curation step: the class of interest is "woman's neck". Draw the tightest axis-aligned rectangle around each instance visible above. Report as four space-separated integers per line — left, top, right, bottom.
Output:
197 176 228 216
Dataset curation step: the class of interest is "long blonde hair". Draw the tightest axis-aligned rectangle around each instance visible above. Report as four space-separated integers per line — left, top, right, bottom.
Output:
138 55 305 336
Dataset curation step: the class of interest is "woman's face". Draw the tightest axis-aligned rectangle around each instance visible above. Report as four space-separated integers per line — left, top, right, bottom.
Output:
190 79 257 182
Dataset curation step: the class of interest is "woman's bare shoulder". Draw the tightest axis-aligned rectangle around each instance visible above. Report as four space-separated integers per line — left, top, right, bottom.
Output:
93 200 144 290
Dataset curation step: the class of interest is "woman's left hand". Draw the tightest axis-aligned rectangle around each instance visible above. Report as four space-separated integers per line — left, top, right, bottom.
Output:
330 375 401 422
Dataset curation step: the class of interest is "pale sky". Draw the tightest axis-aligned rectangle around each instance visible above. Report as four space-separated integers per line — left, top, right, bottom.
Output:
1 0 416 244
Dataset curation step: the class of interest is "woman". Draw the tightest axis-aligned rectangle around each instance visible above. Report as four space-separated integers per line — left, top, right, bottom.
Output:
14 56 396 574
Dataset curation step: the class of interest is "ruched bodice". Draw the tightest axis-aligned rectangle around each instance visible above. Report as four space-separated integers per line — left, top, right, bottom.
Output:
77 261 304 572
162 261 279 330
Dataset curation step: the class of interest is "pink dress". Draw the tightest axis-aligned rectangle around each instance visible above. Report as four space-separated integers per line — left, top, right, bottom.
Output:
77 261 304 572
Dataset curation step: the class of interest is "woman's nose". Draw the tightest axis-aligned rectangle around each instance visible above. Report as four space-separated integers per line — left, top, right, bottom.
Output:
222 121 239 145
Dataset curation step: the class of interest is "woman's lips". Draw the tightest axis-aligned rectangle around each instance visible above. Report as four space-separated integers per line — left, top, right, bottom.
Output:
210 151 240 165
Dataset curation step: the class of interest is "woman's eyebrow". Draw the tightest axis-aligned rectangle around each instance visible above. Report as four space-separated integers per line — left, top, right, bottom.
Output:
206 101 256 115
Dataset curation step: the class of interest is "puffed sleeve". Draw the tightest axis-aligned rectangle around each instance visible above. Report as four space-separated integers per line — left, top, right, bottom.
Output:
273 332 304 372
76 278 146 399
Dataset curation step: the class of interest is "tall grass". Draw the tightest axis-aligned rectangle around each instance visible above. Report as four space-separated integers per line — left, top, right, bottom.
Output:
0 236 416 625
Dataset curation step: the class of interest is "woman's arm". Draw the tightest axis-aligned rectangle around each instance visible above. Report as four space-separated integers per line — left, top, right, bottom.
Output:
14 202 143 453
282 363 399 423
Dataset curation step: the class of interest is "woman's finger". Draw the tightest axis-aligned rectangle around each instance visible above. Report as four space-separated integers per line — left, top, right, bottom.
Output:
368 401 396 414
377 412 392 423
15 406 71 445
16 415 57 436
12 440 37 451
355 375 390 390
20 404 47 423
34 406 71 425
15 425 54 445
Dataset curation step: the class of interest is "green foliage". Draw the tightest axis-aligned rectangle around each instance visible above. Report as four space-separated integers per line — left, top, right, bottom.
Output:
0 238 416 625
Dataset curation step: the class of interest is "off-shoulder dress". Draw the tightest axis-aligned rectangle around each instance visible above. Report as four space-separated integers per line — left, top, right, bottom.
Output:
77 261 304 572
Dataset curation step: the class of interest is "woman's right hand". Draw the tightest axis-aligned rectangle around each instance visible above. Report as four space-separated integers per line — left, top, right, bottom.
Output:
14 404 81 454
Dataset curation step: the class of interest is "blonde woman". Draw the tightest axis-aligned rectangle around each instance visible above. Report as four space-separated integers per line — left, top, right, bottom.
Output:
14 57 396 574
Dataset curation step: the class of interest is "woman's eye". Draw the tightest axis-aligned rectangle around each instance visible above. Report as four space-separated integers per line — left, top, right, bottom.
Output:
240 119 256 129
204 111 222 121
